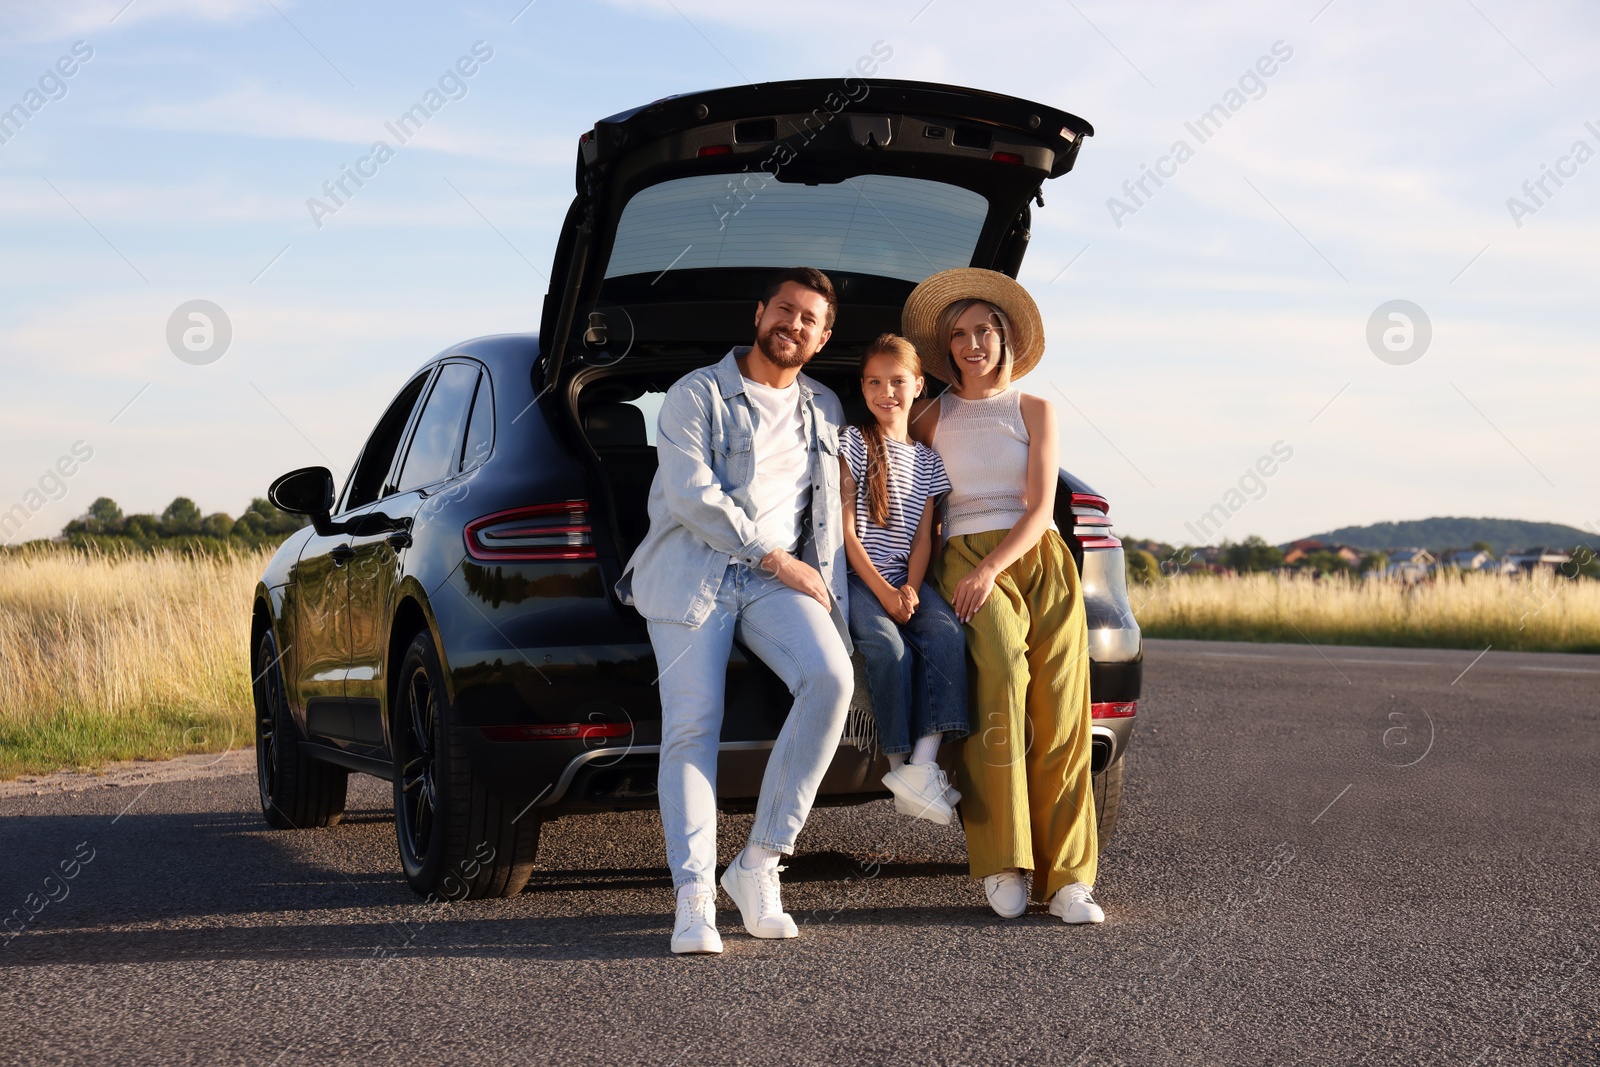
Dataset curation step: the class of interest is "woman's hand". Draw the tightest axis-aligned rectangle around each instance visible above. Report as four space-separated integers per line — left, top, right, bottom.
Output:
877 585 912 625
951 564 997 623
898 584 920 618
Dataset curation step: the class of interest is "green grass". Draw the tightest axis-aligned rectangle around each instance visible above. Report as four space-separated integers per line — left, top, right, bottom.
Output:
0 705 250 780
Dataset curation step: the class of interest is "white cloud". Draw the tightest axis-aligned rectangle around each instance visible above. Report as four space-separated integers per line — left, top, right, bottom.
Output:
0 0 265 44
120 84 574 165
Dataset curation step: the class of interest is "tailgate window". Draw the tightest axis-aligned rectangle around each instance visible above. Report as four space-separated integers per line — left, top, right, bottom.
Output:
603 174 986 284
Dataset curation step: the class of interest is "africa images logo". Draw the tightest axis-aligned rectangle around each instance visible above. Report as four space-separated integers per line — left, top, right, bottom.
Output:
1106 41 1294 228
305 42 495 229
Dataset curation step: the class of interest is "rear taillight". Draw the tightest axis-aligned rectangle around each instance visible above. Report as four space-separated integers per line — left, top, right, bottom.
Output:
464 502 597 561
698 144 732 156
1091 701 1137 718
480 722 632 742
991 150 1025 164
1069 492 1120 549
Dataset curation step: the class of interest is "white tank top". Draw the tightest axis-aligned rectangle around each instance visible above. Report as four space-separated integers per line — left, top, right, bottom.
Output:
934 388 1032 538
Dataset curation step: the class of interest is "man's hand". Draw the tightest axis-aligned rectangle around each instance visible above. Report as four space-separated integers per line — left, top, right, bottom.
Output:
760 548 831 609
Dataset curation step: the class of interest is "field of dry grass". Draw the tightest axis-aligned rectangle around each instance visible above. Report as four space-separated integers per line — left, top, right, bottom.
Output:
0 545 269 779
3 548 1598 780
1130 570 1600 653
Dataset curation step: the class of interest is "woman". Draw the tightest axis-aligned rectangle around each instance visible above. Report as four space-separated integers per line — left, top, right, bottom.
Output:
903 268 1104 924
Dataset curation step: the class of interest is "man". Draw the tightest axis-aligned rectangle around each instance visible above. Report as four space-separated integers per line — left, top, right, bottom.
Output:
616 267 853 955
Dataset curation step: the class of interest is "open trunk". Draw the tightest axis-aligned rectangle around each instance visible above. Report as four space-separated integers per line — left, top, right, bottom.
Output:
535 78 1094 562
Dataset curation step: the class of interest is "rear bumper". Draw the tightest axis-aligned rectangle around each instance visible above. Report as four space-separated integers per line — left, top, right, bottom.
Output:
543 739 876 814
440 553 1140 811
469 711 1136 817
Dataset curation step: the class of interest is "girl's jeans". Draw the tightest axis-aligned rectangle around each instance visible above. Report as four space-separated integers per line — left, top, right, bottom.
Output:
845 573 970 755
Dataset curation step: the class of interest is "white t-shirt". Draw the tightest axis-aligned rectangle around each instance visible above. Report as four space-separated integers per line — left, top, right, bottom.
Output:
742 375 811 557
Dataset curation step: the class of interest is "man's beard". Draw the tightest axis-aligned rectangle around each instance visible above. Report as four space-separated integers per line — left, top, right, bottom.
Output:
755 322 812 369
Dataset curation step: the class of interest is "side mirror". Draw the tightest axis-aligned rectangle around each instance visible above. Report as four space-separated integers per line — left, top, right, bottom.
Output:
268 466 336 534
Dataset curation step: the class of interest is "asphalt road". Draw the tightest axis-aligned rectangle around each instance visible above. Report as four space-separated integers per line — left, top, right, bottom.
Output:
3 638 1597 1066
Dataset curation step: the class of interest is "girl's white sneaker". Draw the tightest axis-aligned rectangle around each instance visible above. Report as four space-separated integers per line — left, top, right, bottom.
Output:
883 763 955 825
1049 882 1105 924
982 870 1028 918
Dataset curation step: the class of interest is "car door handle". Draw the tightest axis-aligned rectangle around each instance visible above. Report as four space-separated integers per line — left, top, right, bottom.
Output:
330 544 356 566
386 530 413 549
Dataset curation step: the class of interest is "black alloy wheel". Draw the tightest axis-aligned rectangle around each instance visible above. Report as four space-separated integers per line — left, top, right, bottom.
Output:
391 630 543 900
395 655 440 867
1093 755 1125 848
254 627 347 829
255 632 281 807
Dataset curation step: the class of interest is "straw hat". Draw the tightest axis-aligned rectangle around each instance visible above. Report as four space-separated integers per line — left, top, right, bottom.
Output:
901 267 1046 382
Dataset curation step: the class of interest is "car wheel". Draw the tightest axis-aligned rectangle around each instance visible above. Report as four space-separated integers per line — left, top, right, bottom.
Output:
255 628 348 829
1092 754 1124 848
392 630 541 900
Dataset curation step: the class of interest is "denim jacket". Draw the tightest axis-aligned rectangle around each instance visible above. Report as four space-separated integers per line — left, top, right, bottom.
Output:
616 348 850 651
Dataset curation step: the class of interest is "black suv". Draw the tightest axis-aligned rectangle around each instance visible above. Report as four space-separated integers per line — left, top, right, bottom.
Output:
253 79 1142 900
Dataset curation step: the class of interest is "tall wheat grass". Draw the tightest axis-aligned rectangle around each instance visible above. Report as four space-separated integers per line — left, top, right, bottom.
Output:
1131 570 1600 653
3 550 1596 780
0 545 271 779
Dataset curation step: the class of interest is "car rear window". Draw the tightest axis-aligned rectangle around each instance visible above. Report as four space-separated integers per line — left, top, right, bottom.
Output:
602 174 987 284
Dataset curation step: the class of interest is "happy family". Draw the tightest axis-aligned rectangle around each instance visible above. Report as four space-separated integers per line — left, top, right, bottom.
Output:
615 265 1103 955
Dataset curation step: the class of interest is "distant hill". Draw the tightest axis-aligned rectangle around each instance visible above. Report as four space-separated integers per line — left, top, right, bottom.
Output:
1302 517 1593 555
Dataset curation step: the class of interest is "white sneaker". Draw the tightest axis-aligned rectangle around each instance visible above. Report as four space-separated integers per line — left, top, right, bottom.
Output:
670 890 723 954
883 763 955 825
939 767 961 807
1049 882 1105 925
982 869 1028 918
720 856 799 939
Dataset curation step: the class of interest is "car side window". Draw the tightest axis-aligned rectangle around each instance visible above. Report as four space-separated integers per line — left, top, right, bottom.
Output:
342 372 430 512
460 372 494 473
393 363 480 494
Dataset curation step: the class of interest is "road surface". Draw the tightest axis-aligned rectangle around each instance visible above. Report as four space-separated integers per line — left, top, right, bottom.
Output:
3 639 1596 1065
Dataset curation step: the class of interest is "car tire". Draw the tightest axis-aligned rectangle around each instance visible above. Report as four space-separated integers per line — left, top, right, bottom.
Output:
255 628 348 830
392 630 541 900
1092 754 1124 848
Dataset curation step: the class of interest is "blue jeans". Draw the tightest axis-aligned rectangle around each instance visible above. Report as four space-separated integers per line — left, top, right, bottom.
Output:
646 562 853 894
845 574 970 755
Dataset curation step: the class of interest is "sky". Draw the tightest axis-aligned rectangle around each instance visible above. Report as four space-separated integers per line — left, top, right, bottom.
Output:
1 0 1595 547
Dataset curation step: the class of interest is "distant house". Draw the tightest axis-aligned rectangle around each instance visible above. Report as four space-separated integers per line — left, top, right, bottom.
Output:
1281 539 1363 568
1385 547 1435 581
1502 547 1571 575
1443 549 1496 572
1281 539 1325 564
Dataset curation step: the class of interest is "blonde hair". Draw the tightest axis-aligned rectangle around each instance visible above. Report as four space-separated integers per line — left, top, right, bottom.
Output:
937 298 1014 389
857 333 922 528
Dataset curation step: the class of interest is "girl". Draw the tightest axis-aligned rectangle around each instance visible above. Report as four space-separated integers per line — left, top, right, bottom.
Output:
903 269 1105 925
840 334 969 825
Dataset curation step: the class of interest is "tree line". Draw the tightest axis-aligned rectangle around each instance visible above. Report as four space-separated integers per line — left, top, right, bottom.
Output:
28 496 310 553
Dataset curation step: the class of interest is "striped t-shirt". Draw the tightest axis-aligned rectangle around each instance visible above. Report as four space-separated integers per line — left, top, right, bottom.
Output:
842 425 953 588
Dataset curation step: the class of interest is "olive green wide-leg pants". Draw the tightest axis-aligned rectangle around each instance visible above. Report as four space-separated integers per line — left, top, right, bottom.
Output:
933 528 1097 901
